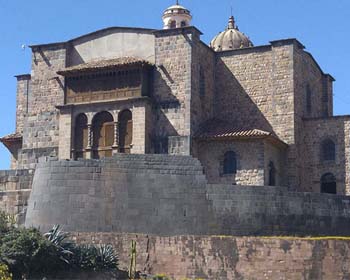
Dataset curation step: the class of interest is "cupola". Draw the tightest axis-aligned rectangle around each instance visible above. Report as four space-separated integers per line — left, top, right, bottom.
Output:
210 16 253 51
162 1 192 29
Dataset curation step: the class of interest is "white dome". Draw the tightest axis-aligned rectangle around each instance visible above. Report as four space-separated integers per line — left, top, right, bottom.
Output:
162 2 192 29
210 16 253 51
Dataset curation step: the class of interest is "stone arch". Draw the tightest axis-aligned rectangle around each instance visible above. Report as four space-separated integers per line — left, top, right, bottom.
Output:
321 138 336 161
92 111 114 159
74 113 88 159
118 109 133 153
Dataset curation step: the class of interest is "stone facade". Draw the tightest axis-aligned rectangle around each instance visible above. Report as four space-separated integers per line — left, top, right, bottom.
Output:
1 12 348 192
0 3 350 232
0 169 33 223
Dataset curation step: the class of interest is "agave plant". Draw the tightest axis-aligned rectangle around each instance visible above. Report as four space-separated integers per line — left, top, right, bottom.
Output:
71 244 118 271
44 225 74 264
96 244 118 269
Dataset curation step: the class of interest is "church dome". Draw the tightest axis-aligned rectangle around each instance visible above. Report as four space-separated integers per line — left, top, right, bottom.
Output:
162 1 192 29
210 16 253 51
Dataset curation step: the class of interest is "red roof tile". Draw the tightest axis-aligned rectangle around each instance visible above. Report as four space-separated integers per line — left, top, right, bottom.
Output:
195 119 278 140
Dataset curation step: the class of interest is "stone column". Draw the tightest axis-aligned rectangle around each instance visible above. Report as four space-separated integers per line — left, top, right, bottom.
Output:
112 122 119 155
86 124 92 159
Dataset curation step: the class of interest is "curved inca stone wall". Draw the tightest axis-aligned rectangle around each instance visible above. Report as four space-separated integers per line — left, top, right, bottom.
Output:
25 154 350 235
25 154 211 234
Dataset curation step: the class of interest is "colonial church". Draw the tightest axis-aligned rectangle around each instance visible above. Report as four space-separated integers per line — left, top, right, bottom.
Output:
1 3 349 194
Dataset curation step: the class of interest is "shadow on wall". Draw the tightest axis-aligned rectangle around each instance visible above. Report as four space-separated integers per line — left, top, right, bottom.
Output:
214 58 275 133
151 66 181 148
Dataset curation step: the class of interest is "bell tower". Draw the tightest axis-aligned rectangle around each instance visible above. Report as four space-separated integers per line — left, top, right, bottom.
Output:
162 1 192 29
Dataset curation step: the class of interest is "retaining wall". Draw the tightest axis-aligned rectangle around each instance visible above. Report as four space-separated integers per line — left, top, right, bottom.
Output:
71 232 350 280
0 169 33 224
25 155 350 236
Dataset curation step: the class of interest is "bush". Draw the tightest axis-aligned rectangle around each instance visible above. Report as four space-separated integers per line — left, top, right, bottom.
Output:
0 263 12 280
0 227 67 279
0 220 119 278
71 244 118 271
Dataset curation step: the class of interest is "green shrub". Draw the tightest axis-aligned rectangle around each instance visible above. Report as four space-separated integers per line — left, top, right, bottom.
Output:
0 263 12 280
0 221 119 278
0 227 67 279
71 244 118 271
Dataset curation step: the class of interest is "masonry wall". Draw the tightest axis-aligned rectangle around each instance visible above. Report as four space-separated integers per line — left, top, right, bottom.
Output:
153 28 198 154
18 44 66 169
25 155 350 236
196 139 265 185
0 169 33 224
72 233 350 280
15 75 31 134
293 46 336 193
302 116 350 194
190 40 216 134
294 49 331 119
264 141 287 186
215 42 297 187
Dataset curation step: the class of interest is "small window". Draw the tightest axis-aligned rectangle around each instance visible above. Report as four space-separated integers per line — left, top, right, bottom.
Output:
223 151 237 174
169 20 176 29
306 85 312 114
199 66 205 97
181 21 187 27
321 139 335 161
321 173 336 194
268 161 276 186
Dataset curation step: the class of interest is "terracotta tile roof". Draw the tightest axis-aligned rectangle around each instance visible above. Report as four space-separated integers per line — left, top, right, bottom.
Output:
195 119 273 140
57 57 154 75
0 132 22 142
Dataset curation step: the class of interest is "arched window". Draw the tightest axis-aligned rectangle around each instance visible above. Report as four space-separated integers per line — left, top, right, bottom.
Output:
181 21 187 27
169 20 176 29
74 113 88 159
321 173 336 194
118 110 133 154
321 139 335 161
92 111 114 159
268 161 276 186
223 151 237 174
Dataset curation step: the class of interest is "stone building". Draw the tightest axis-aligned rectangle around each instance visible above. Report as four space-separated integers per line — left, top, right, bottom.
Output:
1 2 349 195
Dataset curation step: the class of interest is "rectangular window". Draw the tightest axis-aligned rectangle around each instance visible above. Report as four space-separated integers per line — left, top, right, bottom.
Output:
306 85 312 114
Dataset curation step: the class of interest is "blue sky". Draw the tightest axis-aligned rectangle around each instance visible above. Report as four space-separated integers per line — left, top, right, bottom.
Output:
0 0 349 169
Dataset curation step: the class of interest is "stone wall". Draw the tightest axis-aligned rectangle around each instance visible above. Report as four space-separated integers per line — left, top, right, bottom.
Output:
25 155 350 236
15 74 31 134
153 27 200 154
72 233 350 280
17 44 66 168
190 40 216 134
0 169 33 224
302 116 350 194
215 41 297 188
264 141 287 186
196 139 265 185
